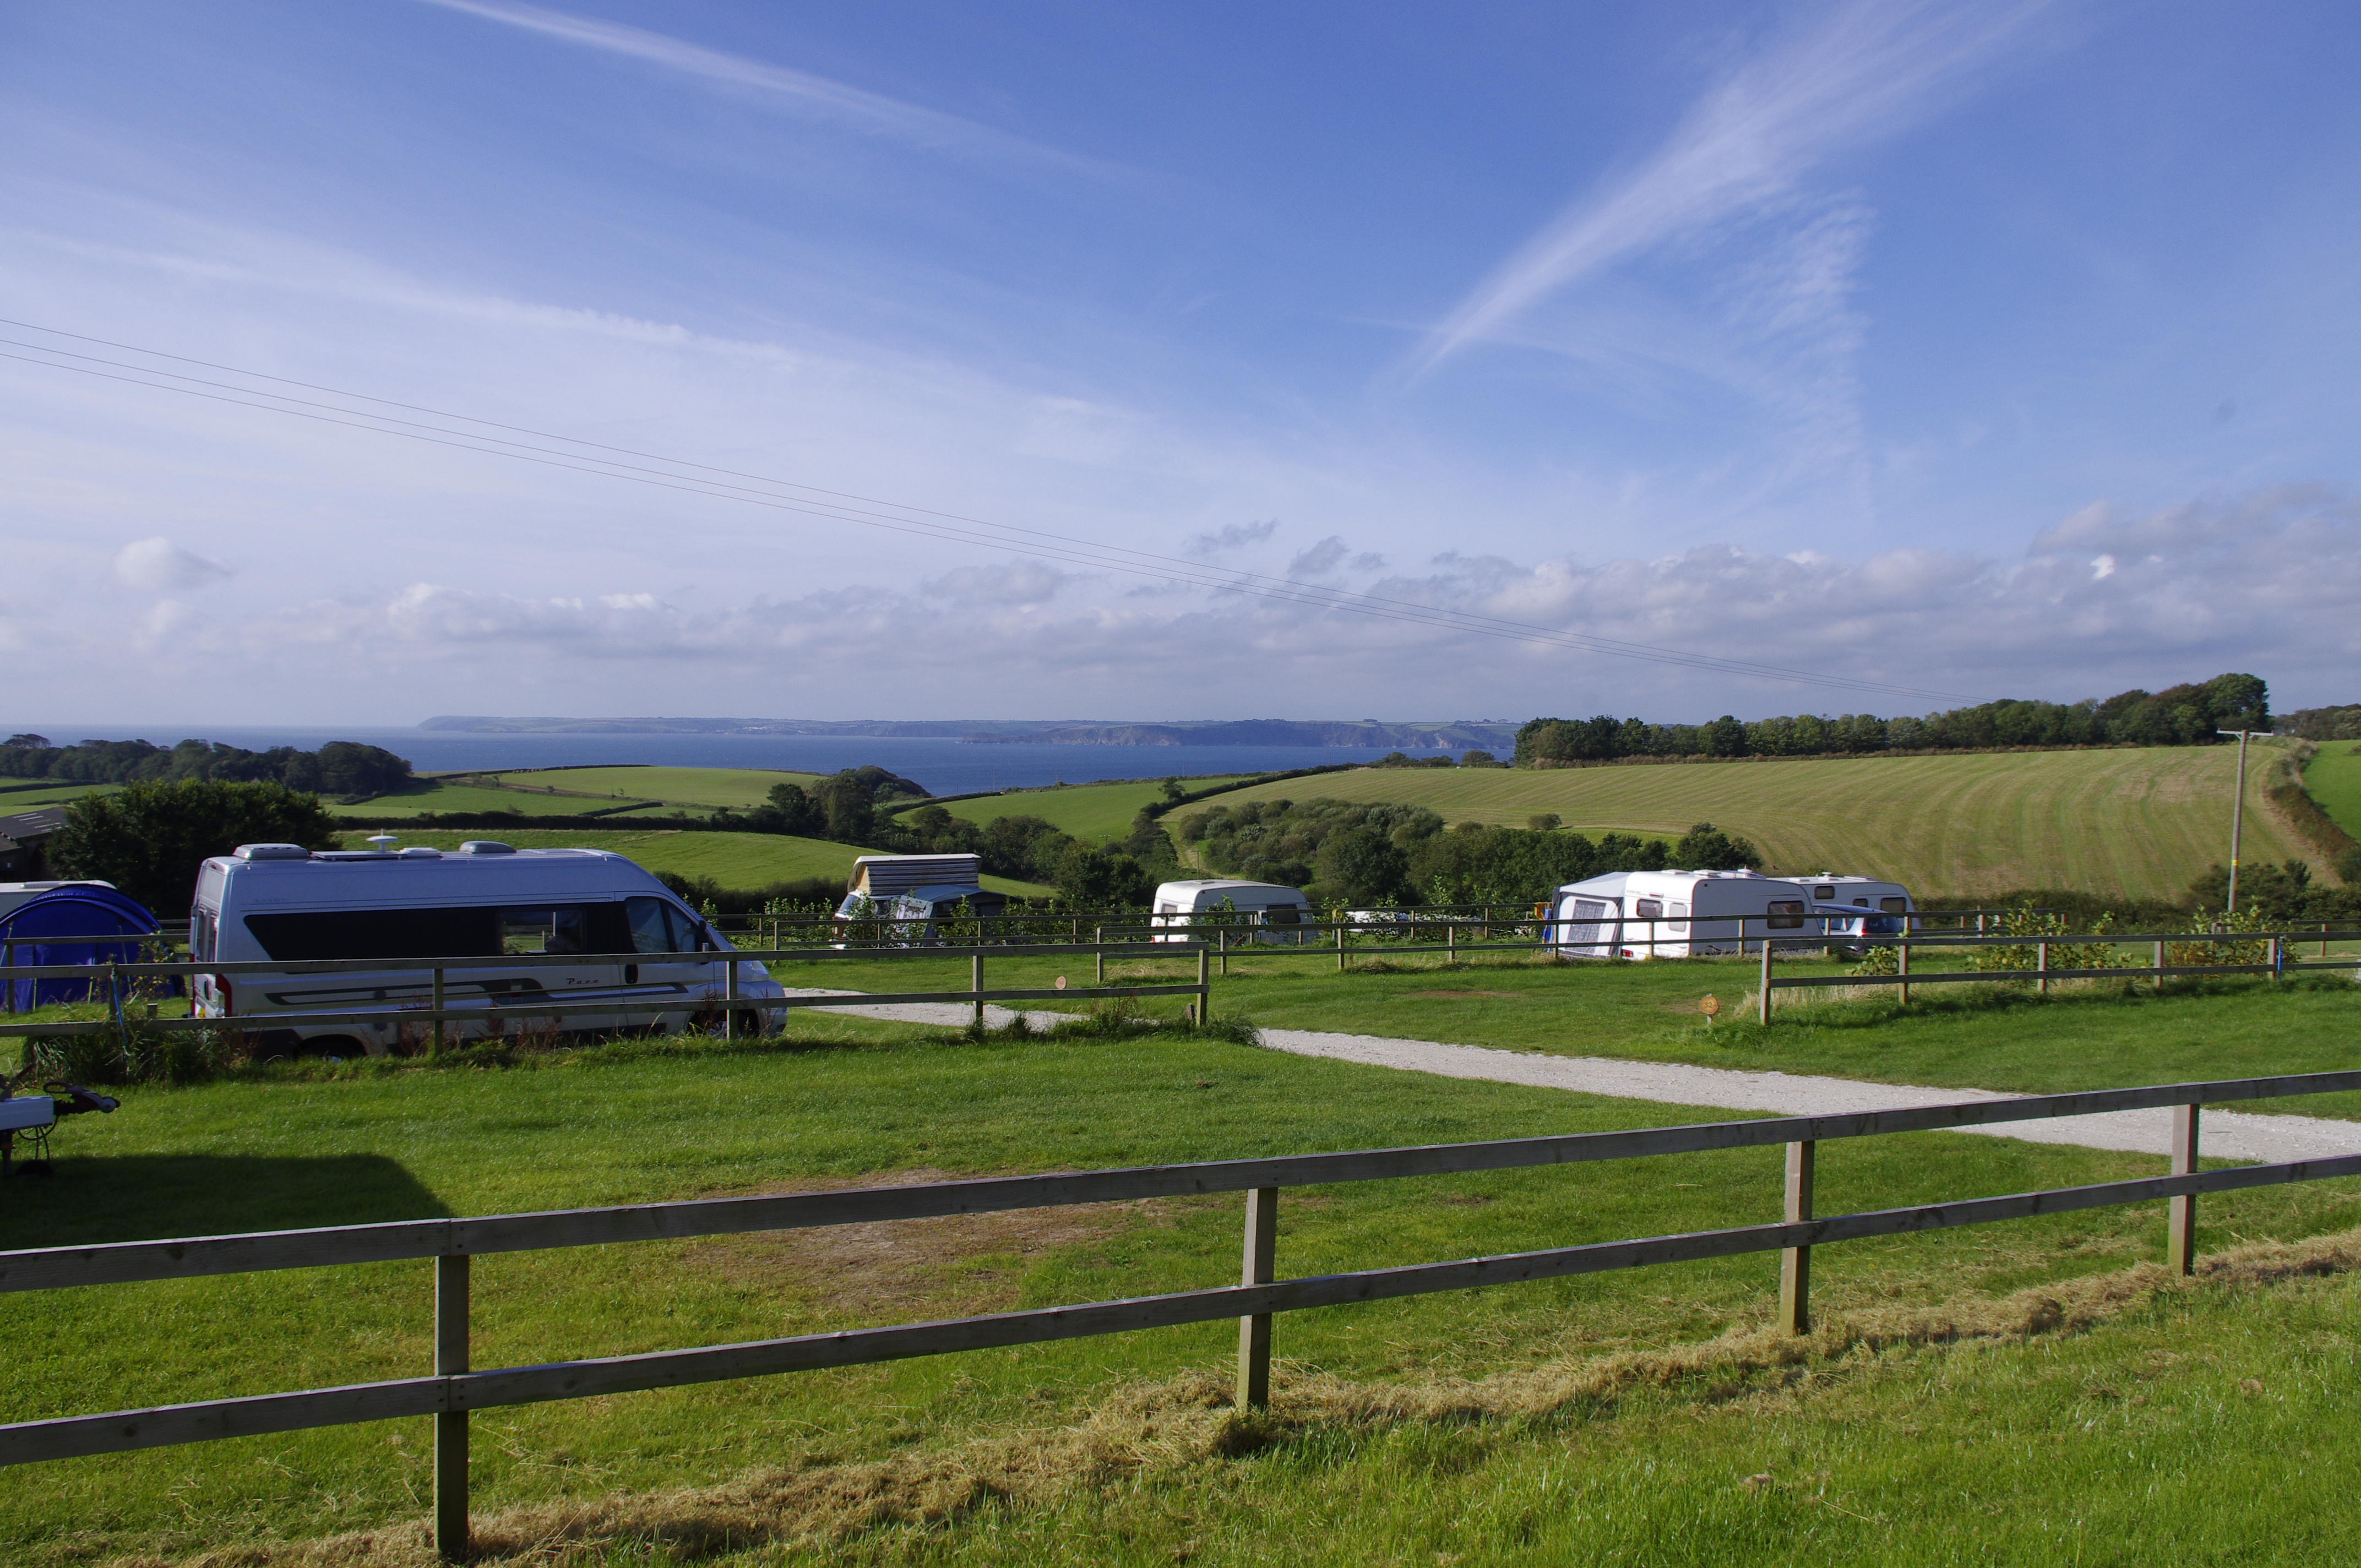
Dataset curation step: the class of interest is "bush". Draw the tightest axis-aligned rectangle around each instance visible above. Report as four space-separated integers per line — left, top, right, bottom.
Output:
50 779 341 914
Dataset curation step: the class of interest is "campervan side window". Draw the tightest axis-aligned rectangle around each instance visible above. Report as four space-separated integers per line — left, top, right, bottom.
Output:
1634 898 1664 918
242 903 631 962
626 896 690 954
1766 900 1806 930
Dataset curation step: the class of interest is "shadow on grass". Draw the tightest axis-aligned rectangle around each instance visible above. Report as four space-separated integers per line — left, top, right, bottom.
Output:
0 1152 451 1251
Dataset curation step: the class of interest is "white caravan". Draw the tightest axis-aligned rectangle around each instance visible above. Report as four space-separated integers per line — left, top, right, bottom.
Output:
1150 879 1312 944
189 840 786 1055
1546 869 1818 959
1793 875 1915 919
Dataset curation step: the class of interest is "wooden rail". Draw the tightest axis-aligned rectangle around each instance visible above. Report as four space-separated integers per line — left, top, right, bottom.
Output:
0 942 1215 1045
4 1069 2360 1559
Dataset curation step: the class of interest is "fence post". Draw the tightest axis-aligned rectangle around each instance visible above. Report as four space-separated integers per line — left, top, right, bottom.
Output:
1237 1186 1277 1409
1898 937 1910 1008
723 951 739 1040
2037 940 2049 997
2168 1103 2200 1275
1218 926 1229 978
2155 939 2167 994
1198 944 1211 1026
972 952 985 1028
1095 927 1104 986
2270 935 2282 981
435 1253 470 1561
4 940 12 1015
431 968 445 1057
1759 938 1773 1026
1780 1139 1815 1335
1447 922 1456 963
1336 922 1346 973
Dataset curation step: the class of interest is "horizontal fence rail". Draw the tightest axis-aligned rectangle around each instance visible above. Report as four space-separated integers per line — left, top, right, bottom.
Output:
0 943 1215 1045
4 1069 2361 1558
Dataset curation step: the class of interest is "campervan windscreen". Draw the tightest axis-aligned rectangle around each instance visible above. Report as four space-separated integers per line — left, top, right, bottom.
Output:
242 902 633 961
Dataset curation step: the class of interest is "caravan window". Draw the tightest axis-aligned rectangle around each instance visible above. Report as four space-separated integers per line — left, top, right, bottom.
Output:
626 896 688 954
1634 899 1663 918
1766 900 1807 930
1668 900 1689 933
243 905 502 961
1261 905 1303 925
1880 897 1908 914
1814 885 1836 899
501 905 624 955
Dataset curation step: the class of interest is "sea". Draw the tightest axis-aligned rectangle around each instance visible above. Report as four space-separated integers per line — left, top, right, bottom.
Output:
22 725 1460 797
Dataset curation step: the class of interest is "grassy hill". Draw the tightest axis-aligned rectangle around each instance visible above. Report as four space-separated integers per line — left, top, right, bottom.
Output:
915 776 1253 845
0 779 116 808
335 827 1052 898
462 764 825 809
1200 745 2304 902
2304 742 2361 839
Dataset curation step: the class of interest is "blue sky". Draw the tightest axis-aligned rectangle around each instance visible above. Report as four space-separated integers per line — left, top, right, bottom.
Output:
4 0 2358 723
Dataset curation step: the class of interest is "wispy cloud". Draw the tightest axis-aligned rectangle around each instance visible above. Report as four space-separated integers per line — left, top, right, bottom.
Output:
417 0 1110 175
1415 0 2061 372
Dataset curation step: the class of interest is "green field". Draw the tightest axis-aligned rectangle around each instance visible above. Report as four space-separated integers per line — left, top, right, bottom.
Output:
459 764 826 809
0 778 113 808
2304 741 2361 840
7 989 2361 1564
335 827 1052 897
1204 746 2301 902
324 778 681 819
919 775 1253 845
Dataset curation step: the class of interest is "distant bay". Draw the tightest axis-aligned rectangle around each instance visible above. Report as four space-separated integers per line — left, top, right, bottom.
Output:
23 725 1462 796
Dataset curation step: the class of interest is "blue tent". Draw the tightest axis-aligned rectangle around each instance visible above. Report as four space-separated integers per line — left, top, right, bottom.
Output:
0 886 164 1011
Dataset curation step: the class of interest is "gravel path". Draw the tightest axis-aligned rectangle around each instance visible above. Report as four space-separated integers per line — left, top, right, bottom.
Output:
1258 1028 2361 1164
774 989 2360 1164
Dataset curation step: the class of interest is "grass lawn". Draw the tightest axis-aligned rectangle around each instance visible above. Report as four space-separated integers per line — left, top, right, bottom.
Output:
334 827 1053 897
9 1012 2361 1563
796 942 2361 1112
911 776 1255 847
2303 739 2361 840
0 779 115 807
1206 745 2302 903
470 765 826 809
326 778 680 819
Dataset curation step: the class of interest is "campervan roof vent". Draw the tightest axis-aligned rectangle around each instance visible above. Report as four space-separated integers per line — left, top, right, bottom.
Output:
457 841 516 855
398 847 443 858
233 843 312 862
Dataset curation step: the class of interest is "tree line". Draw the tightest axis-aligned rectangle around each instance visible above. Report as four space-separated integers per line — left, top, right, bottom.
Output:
1173 797 1758 907
1514 673 2271 765
1 735 411 798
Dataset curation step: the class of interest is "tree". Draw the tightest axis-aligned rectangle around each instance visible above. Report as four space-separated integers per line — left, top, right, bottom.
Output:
1673 821 1759 871
1314 824 1409 905
50 780 342 915
1160 777 1187 802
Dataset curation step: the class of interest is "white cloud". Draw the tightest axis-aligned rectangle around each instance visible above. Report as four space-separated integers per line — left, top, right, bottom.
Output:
920 560 1067 606
112 537 230 593
1187 519 1280 558
415 0 1107 175
1416 0 2064 369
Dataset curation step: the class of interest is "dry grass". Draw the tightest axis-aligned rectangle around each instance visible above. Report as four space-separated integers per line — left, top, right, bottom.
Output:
113 1226 2361 1568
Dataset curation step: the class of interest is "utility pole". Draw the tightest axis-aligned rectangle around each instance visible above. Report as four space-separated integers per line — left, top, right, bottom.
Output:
2216 728 2261 913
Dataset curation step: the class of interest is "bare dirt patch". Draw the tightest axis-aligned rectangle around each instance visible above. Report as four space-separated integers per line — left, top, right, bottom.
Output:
684 1169 1171 1321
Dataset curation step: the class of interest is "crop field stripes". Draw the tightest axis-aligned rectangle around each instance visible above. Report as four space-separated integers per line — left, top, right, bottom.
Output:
6 1069 2361 1559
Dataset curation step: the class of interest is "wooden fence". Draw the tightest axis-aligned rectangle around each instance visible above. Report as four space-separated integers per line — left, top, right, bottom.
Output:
4 1070 2361 1559
1755 928 2361 1022
0 941 1215 1048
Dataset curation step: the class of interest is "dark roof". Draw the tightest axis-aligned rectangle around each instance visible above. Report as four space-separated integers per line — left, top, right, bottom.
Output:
0 807 69 845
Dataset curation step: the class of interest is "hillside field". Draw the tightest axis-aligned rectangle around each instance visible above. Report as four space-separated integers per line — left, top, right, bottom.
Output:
326 780 680 819
335 827 1051 897
2304 742 2361 839
1203 745 2302 902
918 775 1253 844
0 779 114 808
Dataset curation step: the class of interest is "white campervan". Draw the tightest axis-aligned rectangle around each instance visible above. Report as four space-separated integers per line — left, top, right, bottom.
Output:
189 840 786 1055
1546 869 1818 959
1150 879 1312 944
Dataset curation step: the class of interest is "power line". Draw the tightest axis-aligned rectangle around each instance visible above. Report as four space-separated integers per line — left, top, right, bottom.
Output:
0 317 1971 704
